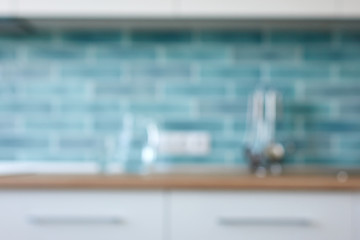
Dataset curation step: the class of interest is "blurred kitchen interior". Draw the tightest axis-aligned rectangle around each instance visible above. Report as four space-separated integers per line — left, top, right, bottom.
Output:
0 1 360 240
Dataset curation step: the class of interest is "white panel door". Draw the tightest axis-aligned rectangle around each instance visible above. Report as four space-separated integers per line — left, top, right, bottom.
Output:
340 0 360 16
16 0 174 17
0 190 164 240
177 0 337 18
170 191 352 240
0 0 13 16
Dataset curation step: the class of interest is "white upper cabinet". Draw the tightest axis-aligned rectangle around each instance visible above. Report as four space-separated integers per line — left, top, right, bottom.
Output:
340 0 360 16
16 0 175 17
176 0 338 18
4 0 360 19
0 0 13 16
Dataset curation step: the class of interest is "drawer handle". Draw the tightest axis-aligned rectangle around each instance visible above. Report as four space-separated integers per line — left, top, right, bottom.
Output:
218 217 314 227
28 214 124 225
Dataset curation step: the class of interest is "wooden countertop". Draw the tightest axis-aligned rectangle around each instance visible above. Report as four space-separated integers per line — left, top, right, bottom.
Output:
0 174 359 191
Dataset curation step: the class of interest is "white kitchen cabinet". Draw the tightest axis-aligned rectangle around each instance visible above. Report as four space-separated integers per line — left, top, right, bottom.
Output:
176 0 337 18
354 194 360 240
9 0 360 19
16 0 175 17
0 0 13 16
170 191 352 240
0 190 164 240
340 0 360 17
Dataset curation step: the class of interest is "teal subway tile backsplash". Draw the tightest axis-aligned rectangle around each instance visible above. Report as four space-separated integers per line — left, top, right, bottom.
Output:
130 64 192 80
234 47 299 62
340 31 360 44
62 31 123 43
339 65 360 79
0 28 359 166
28 46 87 61
0 136 49 149
96 46 157 61
200 64 261 80
0 66 51 81
61 65 123 80
0 48 16 61
199 30 263 44
0 101 52 113
303 47 360 62
164 47 229 62
164 83 227 98
269 64 331 80
131 30 192 44
270 30 332 44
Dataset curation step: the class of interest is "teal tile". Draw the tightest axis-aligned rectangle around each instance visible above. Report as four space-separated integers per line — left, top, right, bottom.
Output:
59 137 101 149
25 118 86 131
199 30 263 44
232 120 247 131
62 31 122 43
131 30 192 44
129 101 190 114
236 82 295 98
198 100 247 115
18 152 97 162
0 152 16 161
212 137 244 150
235 47 298 61
158 155 226 164
22 83 87 98
306 84 360 98
0 118 16 132
340 31 360 44
339 65 360 79
270 30 332 44
0 32 53 43
93 119 122 132
0 48 16 61
301 155 360 166
0 101 52 113
0 84 17 96
95 83 155 97
339 103 360 114
270 64 330 80
96 46 157 61
28 46 87 61
0 66 51 81
61 65 123 80
164 83 227 98
0 136 48 149
283 102 331 116
130 64 191 80
339 137 360 149
304 119 360 132
60 101 121 113
303 47 360 62
200 64 261 80
161 119 224 131
165 47 228 61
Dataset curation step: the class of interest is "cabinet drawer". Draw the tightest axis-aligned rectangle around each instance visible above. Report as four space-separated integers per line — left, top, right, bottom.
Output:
170 191 352 240
0 190 164 240
354 194 360 240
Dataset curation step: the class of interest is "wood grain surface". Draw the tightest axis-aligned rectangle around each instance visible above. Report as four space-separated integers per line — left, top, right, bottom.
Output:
0 174 359 190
